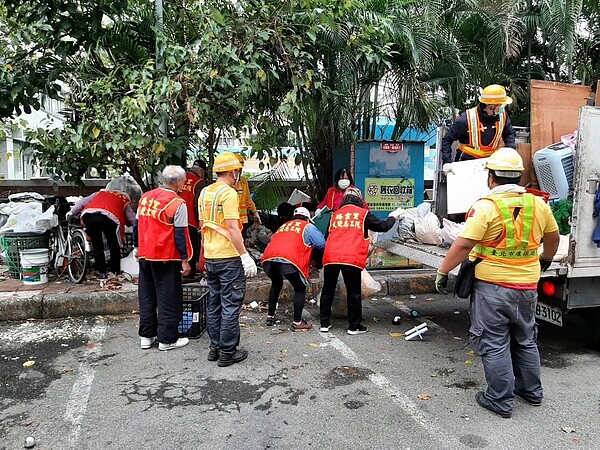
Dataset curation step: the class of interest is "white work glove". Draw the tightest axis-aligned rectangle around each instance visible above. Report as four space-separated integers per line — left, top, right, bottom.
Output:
132 247 138 259
240 252 257 278
65 211 73 221
442 163 454 175
388 207 404 219
314 208 323 219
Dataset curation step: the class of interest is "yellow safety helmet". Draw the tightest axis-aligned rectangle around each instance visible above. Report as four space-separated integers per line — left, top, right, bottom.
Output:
479 84 513 105
234 153 245 164
214 152 243 173
486 147 524 177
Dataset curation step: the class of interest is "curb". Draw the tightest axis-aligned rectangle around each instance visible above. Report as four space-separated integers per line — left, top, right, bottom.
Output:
0 270 438 321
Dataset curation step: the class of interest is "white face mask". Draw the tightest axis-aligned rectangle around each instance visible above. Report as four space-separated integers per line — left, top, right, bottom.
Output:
338 179 350 189
234 170 241 185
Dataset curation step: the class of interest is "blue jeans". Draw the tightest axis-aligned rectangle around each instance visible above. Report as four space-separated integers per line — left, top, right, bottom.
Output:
205 257 246 352
470 280 542 414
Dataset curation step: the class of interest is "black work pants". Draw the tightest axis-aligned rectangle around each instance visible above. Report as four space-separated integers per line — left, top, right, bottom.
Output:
263 261 307 322
138 259 183 344
82 213 121 274
319 264 362 329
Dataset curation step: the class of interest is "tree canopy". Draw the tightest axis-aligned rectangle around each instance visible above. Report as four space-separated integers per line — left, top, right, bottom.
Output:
1 0 598 196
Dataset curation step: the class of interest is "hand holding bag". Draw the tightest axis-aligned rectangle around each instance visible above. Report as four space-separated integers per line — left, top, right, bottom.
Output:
454 257 482 299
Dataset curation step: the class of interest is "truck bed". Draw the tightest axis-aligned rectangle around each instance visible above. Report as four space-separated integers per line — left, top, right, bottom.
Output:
375 240 459 275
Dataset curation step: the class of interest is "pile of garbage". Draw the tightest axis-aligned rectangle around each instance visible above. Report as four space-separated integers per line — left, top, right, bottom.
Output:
395 202 464 247
0 192 59 235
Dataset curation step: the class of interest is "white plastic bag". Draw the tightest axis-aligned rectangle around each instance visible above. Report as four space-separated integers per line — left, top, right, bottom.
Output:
120 250 139 277
440 218 464 246
35 205 59 232
361 269 381 297
414 203 442 245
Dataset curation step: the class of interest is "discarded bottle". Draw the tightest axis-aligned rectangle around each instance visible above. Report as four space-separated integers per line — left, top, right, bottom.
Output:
392 316 402 325
410 309 419 318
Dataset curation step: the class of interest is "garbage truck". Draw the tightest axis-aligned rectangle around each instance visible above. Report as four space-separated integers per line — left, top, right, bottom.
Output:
376 106 600 342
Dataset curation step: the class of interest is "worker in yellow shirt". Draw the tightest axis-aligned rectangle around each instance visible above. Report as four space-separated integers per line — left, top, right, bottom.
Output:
234 153 260 237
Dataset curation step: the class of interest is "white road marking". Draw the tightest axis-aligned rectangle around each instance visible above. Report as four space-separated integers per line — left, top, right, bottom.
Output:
317 328 461 449
64 318 107 444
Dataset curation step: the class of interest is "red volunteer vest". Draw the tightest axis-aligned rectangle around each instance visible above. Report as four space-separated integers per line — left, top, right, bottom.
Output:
323 204 369 269
180 171 201 228
137 187 193 261
82 190 129 240
262 220 313 279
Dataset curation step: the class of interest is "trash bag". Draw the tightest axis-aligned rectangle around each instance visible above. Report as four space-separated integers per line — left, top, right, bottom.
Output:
361 269 381 297
396 209 418 242
414 203 442 245
440 218 464 246
120 250 139 277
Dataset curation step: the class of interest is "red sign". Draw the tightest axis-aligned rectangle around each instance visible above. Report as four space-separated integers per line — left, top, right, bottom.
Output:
380 143 404 152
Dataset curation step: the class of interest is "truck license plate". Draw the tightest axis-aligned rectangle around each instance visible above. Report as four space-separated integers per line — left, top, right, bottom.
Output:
535 301 563 327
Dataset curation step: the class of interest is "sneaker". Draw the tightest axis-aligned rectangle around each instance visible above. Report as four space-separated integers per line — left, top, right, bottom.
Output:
514 389 542 406
140 337 156 349
347 324 368 335
218 349 248 367
475 391 512 418
320 323 332 333
158 337 189 351
291 320 313 331
207 346 219 362
266 315 276 327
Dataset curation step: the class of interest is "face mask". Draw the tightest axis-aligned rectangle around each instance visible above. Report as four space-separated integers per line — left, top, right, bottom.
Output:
338 179 350 189
234 170 242 185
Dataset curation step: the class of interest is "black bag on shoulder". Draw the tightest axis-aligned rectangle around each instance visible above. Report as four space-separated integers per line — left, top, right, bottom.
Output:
454 257 483 299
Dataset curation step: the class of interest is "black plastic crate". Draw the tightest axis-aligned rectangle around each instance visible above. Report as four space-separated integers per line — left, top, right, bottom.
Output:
0 231 51 279
179 285 208 339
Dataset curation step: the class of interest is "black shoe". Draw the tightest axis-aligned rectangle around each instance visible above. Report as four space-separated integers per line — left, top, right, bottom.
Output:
475 391 512 418
514 389 542 406
347 324 368 335
217 349 248 367
207 346 219 362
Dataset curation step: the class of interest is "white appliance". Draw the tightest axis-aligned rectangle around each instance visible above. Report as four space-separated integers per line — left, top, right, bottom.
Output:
533 142 574 200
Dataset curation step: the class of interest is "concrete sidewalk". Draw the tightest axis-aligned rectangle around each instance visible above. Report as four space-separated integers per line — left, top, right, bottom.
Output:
0 269 437 321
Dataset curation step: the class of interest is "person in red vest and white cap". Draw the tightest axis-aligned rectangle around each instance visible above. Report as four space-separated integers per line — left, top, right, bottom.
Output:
261 206 326 331
320 188 403 335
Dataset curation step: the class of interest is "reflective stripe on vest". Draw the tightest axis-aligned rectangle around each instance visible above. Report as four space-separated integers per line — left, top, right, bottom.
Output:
472 194 538 263
200 184 233 240
458 107 506 158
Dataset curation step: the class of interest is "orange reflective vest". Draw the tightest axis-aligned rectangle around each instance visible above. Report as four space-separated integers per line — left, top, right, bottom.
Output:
199 183 242 241
470 193 539 265
458 107 507 158
235 177 256 224
323 204 369 269
82 190 129 240
180 171 201 229
262 220 313 280
137 187 193 261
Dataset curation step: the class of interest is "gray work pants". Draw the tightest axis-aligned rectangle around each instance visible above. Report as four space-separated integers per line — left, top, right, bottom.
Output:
469 280 542 414
205 257 246 353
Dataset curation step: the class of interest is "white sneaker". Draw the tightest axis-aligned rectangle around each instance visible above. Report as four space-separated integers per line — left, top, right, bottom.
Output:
158 338 189 351
140 337 156 349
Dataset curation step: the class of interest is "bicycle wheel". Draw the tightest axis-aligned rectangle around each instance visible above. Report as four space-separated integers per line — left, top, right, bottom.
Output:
67 229 89 283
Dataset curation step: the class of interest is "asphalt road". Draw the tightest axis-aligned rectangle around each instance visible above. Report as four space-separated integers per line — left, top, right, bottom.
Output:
1 293 599 450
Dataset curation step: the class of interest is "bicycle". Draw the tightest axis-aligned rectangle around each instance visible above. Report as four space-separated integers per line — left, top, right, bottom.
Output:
48 215 90 283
